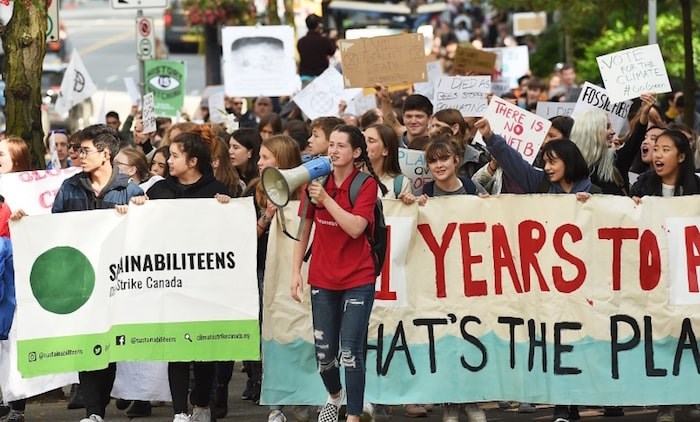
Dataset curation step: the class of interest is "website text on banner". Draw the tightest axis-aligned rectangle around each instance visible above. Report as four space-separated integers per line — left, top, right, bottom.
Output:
11 198 260 377
261 196 700 406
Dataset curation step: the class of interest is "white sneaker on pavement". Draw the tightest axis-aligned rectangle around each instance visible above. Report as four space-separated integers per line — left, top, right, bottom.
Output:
191 406 211 422
79 415 104 422
442 404 460 422
173 413 191 422
269 409 288 422
657 406 675 422
464 403 487 422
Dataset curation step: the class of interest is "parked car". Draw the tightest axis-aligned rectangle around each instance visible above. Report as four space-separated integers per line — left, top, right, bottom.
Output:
163 0 201 53
42 64 93 133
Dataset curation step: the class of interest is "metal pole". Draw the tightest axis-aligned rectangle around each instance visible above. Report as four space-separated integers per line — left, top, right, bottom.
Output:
138 9 145 97
648 0 657 44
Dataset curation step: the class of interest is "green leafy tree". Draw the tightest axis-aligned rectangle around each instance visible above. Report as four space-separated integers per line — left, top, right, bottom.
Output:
0 0 48 168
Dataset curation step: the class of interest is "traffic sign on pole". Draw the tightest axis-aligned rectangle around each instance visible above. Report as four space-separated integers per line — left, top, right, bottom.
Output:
136 16 156 61
47 0 59 42
112 0 167 9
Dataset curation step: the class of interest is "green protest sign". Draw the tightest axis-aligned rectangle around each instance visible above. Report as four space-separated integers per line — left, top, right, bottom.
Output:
144 60 186 117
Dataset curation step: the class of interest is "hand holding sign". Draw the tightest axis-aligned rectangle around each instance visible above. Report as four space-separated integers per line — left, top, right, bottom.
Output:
473 96 551 164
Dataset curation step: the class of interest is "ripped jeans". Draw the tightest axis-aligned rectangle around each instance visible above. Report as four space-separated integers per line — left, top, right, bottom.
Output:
310 283 375 416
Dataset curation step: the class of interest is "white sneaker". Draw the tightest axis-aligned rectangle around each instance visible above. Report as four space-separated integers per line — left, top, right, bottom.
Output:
318 390 345 422
442 404 460 422
464 403 486 422
191 406 211 422
173 413 191 422
361 403 374 422
657 406 675 422
80 415 104 422
269 409 287 422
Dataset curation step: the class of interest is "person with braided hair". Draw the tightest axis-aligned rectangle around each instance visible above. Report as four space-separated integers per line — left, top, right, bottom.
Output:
291 125 380 422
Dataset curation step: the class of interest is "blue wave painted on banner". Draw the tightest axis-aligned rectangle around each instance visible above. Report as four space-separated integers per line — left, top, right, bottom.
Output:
261 332 700 405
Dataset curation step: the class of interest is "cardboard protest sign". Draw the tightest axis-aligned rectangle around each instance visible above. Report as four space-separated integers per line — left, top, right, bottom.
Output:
433 76 490 116
484 46 529 88
339 33 427 88
596 44 671 104
572 82 633 135
261 195 700 406
144 60 186 117
222 25 300 97
293 67 361 120
413 60 444 102
535 101 576 119
473 96 551 164
452 45 497 76
11 198 259 376
398 147 432 195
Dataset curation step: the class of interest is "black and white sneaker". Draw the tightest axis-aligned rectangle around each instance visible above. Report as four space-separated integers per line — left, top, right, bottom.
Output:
318 390 345 422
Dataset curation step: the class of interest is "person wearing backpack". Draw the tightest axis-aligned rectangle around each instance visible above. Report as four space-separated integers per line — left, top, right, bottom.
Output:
291 125 381 422
364 123 412 200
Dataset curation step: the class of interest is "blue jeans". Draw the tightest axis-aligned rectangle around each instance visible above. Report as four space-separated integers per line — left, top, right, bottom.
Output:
311 283 375 416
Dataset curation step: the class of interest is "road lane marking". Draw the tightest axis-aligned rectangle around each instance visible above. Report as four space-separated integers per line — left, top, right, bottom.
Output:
79 29 133 57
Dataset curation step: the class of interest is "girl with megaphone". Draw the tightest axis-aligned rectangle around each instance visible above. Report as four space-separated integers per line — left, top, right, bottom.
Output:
291 125 383 422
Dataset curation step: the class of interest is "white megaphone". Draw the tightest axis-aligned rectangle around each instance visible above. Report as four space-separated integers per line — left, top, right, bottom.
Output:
262 156 333 207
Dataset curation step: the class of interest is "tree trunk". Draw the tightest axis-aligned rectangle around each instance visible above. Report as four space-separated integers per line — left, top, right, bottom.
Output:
680 0 694 130
204 23 221 85
283 0 294 27
267 0 280 25
1 2 48 169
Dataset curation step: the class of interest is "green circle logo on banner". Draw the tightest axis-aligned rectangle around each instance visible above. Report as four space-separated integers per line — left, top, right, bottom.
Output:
30 246 95 314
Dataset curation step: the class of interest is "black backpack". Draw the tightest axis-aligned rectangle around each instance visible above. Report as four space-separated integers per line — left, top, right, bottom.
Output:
348 172 387 277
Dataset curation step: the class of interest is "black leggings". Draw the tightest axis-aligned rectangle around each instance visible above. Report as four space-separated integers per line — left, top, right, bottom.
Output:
168 362 215 414
80 363 117 418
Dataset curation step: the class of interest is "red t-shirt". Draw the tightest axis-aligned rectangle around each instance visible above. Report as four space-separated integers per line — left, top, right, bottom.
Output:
0 202 11 238
300 169 378 290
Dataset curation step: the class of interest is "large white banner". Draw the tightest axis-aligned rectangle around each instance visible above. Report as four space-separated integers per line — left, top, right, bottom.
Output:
10 198 260 377
262 195 700 406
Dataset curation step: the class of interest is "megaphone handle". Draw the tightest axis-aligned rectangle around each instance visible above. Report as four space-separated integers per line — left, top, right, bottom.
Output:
308 175 328 205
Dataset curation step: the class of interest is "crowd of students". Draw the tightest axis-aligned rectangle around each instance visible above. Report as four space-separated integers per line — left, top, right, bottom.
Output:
0 13 699 420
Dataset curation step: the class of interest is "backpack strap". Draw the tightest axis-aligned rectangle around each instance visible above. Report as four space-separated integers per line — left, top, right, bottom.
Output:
349 171 370 207
612 167 628 196
393 174 404 198
458 176 478 195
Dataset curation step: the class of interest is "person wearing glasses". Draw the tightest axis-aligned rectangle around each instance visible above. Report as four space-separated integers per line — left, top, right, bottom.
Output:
239 96 274 129
225 96 245 119
12 125 144 422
